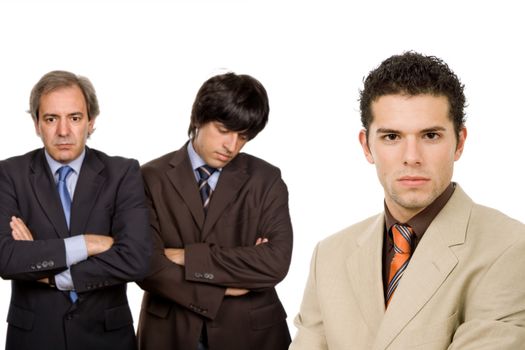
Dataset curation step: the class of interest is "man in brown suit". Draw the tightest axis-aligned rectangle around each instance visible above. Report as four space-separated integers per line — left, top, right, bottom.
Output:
137 72 293 350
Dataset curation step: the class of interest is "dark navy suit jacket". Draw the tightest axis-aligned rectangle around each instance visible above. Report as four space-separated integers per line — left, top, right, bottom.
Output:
0 147 151 350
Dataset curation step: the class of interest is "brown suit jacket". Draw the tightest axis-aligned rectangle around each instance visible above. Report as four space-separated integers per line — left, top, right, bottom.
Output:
137 143 293 350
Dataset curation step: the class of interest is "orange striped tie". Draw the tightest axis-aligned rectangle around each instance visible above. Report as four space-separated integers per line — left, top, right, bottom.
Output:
386 224 414 307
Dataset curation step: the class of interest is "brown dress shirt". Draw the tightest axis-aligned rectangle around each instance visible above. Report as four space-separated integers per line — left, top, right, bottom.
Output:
382 183 456 300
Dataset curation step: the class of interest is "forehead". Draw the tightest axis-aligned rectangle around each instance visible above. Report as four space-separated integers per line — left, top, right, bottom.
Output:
370 94 451 130
40 85 87 110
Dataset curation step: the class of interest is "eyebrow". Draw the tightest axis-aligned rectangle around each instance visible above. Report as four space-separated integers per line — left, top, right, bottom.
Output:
42 112 83 118
376 128 400 134
375 126 447 134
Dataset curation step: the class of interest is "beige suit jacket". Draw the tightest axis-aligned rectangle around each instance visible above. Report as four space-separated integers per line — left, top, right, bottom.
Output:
290 185 525 349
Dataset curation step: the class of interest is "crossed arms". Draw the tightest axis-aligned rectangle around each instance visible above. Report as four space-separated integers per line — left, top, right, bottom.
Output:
138 168 293 320
0 157 151 292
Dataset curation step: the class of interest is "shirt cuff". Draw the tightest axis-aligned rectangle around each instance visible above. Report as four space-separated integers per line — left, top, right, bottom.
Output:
55 268 74 291
64 235 88 266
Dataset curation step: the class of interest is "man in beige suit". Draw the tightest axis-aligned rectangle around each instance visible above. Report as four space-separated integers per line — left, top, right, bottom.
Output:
290 52 525 349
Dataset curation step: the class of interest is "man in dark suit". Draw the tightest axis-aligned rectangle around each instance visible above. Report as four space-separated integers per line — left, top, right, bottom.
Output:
0 70 151 350
137 72 293 350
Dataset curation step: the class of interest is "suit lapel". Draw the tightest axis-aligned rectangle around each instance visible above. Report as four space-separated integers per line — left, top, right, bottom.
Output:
30 149 69 238
374 186 471 349
166 145 206 230
346 214 386 334
70 148 106 236
202 155 249 240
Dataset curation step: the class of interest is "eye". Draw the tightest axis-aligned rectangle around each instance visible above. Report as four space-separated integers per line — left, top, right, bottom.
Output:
70 114 82 122
382 133 399 141
424 132 440 140
43 116 56 123
239 133 249 141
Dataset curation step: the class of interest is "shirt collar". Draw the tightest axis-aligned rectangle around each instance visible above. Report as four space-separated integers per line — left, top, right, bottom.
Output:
44 148 86 177
187 140 222 172
384 182 456 239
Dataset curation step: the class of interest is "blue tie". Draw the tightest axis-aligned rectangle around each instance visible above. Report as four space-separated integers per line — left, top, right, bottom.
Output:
57 166 78 303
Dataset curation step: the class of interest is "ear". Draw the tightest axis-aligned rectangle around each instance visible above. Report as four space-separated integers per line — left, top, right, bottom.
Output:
33 118 41 137
359 129 375 164
454 127 467 161
88 117 96 136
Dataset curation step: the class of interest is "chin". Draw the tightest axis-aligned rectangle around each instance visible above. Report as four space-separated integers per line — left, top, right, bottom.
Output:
53 152 75 163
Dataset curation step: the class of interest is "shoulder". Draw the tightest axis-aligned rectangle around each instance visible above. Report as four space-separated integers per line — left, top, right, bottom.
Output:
0 149 41 171
469 203 525 244
234 152 282 178
87 148 140 174
317 214 382 254
140 149 179 178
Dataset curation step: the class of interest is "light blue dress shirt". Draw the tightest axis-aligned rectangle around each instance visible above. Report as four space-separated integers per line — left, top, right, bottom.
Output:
44 149 88 291
187 141 222 190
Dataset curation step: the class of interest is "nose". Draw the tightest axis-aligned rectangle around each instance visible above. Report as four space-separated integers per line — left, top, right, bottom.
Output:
223 132 240 153
56 118 70 136
403 136 422 166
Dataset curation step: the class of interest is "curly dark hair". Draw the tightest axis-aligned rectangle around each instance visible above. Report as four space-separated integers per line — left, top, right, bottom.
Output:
188 72 269 141
359 51 466 139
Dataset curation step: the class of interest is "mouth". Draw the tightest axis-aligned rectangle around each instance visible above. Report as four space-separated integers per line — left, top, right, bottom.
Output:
397 176 430 186
55 143 74 150
216 152 232 162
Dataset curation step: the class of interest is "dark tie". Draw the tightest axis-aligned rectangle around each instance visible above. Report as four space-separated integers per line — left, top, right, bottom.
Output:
197 165 217 214
57 166 78 303
386 224 414 307
196 165 216 349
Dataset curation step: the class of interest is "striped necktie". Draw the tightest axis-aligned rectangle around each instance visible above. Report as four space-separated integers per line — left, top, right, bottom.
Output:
386 224 414 307
57 166 78 303
197 165 217 214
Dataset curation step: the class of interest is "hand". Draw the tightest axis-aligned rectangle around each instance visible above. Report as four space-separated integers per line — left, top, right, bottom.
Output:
10 216 34 241
84 234 114 256
223 238 267 297
225 287 250 297
165 248 185 265
255 237 268 245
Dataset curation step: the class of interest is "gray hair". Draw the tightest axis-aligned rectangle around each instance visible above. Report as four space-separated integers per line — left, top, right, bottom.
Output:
29 70 100 121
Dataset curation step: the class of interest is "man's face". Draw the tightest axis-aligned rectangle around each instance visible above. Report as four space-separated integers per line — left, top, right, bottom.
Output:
34 85 95 163
192 121 249 168
359 94 466 222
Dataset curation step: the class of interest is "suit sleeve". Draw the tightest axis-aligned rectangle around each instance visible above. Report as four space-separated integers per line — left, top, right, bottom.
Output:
289 243 328 350
448 236 525 349
70 160 152 293
137 178 226 320
0 162 68 280
184 175 293 290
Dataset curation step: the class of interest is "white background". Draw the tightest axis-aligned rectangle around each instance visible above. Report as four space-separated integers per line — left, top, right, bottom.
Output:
1 0 524 344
